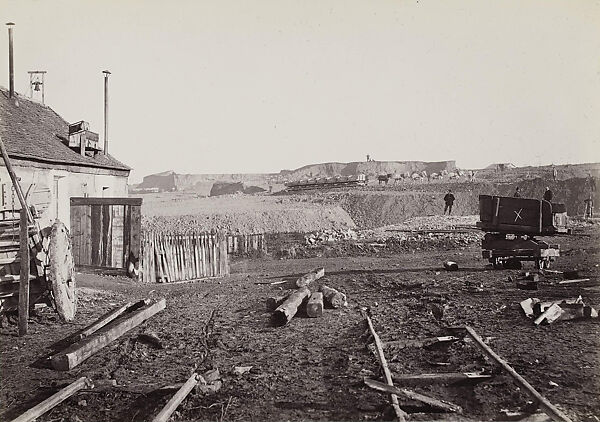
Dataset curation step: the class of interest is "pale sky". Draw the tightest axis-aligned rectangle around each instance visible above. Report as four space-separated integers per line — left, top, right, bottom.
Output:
2 0 599 182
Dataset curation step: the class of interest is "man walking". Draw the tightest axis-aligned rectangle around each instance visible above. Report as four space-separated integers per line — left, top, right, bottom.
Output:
443 190 455 215
513 187 521 198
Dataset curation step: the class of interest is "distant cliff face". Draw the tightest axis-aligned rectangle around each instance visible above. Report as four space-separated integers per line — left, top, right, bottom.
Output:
135 160 457 192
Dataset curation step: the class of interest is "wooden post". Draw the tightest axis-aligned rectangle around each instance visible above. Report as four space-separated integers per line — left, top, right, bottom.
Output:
463 325 572 422
152 372 200 422
11 377 94 422
51 299 166 371
18 208 30 337
306 292 324 317
362 310 407 422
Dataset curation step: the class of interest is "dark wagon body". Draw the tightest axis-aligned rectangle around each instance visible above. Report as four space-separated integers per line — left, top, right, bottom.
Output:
476 195 569 269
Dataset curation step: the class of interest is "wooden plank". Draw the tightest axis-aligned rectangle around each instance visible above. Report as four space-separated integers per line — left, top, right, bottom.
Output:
101 204 112 267
111 205 125 268
51 299 166 371
362 310 407 421
70 205 81 266
70 197 142 206
129 205 141 265
462 325 572 422
11 377 94 422
18 209 30 337
392 372 492 386
364 378 462 413
82 205 92 266
90 205 102 266
151 372 200 422
201 234 206 277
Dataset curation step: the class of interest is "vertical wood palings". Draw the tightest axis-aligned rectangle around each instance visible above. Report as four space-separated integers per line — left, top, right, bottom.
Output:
140 231 230 283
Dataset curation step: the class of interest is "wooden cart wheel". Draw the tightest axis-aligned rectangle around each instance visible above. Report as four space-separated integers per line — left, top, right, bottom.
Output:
47 220 76 322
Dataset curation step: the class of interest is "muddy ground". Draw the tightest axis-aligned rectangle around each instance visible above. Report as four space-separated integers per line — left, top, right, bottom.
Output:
1 226 599 422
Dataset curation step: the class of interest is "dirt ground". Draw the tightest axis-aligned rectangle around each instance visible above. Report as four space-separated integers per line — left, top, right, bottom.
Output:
1 223 599 422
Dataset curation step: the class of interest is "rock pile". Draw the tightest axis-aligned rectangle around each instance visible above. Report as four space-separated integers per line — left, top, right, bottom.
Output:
305 228 358 245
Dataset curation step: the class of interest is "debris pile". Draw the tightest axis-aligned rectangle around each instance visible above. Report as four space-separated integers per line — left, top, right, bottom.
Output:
304 228 358 245
520 296 599 325
266 268 347 326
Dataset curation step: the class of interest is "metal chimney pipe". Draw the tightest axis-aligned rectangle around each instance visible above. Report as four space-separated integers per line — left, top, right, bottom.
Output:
102 70 111 155
7 23 15 98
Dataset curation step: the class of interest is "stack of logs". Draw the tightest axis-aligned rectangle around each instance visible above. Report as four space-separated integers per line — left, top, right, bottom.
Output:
266 267 347 325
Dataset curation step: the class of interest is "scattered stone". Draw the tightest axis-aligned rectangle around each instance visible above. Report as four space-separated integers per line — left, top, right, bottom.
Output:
443 261 459 271
233 366 253 376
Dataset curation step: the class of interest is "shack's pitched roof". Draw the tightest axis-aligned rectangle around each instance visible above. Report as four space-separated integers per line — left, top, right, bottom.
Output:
0 87 130 172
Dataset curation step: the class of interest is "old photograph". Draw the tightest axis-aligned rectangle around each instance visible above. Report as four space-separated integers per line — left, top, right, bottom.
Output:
0 1 599 421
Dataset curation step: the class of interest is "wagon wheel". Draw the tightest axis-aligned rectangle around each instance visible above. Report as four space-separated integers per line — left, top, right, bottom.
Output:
47 220 76 322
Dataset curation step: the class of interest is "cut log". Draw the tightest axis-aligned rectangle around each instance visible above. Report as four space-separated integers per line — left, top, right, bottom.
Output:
295 267 325 288
76 301 133 340
152 372 200 422
272 287 310 325
51 299 166 371
11 377 94 422
462 325 572 422
265 292 291 311
306 292 323 317
320 285 347 308
362 310 407 422
364 378 462 413
392 372 492 386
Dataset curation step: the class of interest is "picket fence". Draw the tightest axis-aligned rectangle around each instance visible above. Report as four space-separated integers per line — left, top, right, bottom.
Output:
140 231 229 283
226 233 266 256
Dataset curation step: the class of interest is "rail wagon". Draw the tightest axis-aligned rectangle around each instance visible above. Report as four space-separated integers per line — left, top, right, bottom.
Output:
476 195 569 269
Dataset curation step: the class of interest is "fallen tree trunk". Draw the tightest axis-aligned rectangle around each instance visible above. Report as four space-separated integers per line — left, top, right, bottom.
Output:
463 325 572 422
320 285 347 308
364 378 462 413
265 292 291 311
273 288 310 325
11 377 94 422
152 372 200 422
51 299 166 371
296 267 325 288
306 292 323 317
392 372 491 386
362 310 407 422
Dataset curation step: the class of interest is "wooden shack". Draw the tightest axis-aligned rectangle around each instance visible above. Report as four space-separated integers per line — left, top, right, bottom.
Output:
70 197 142 271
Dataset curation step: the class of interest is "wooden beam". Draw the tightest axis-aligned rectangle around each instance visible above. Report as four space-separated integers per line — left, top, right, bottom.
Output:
362 310 407 422
70 197 143 206
0 135 33 223
76 301 133 340
10 377 94 422
152 372 200 422
295 267 325 288
364 378 462 413
392 372 492 386
463 325 572 422
306 292 323 317
51 299 166 371
18 209 30 336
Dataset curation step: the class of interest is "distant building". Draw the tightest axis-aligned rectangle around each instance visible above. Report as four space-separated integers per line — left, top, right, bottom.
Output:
0 87 131 230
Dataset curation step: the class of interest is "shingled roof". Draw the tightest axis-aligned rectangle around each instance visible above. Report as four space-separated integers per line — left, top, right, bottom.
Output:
0 87 130 172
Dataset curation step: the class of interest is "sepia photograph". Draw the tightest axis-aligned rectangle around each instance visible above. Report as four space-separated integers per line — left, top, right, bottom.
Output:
0 1 599 421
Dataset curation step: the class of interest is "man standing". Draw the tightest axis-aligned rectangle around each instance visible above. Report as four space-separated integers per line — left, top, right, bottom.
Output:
543 187 553 202
584 194 594 218
513 187 521 198
443 190 455 215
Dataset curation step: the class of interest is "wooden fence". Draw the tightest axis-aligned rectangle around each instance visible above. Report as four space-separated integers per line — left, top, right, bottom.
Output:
140 231 229 283
226 233 266 256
